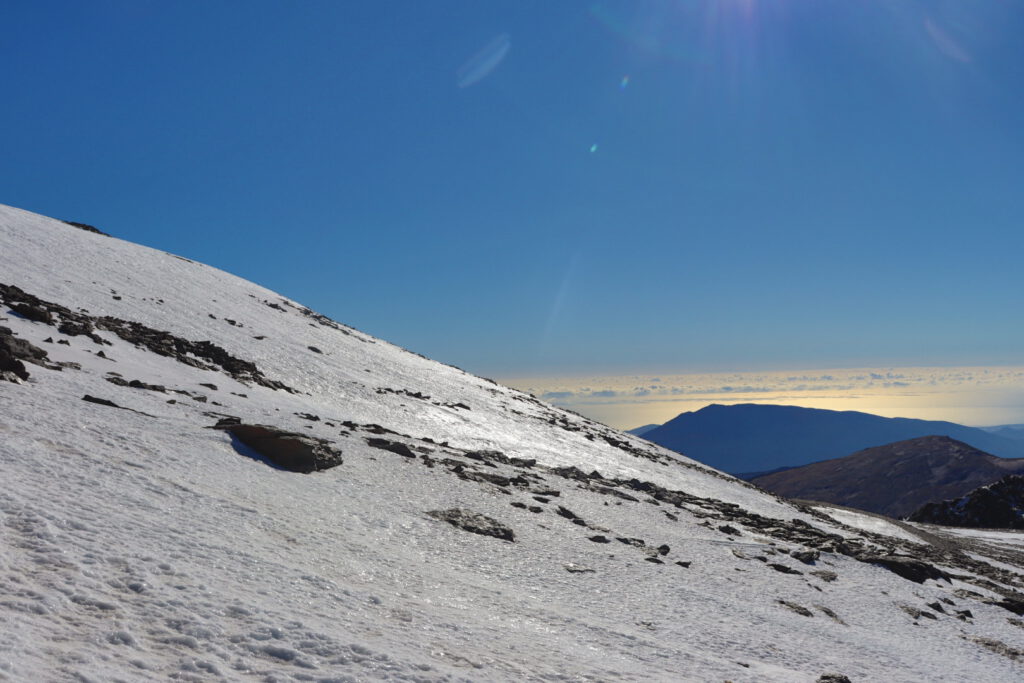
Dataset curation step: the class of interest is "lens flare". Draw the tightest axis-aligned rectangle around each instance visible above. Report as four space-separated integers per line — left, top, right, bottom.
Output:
457 34 511 88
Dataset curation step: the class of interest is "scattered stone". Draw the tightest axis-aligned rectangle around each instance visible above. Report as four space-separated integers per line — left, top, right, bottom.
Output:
588 535 611 543
817 675 852 683
295 412 320 421
657 544 670 556
511 501 527 510
970 636 1022 661
308 346 323 354
644 557 664 564
768 563 803 575
426 508 514 542
564 563 595 573
675 561 691 568
718 524 741 536
810 570 838 583
778 600 813 617
199 382 218 390
814 605 846 624
899 605 938 621
218 423 343 473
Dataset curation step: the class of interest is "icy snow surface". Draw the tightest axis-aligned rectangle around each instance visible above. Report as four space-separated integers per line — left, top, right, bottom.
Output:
2 203 1024 681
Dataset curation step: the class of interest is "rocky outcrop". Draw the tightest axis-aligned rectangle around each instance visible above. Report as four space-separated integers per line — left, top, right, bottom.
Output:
909 475 1024 530
218 423 343 473
0 326 49 381
426 508 514 542
1 282 294 392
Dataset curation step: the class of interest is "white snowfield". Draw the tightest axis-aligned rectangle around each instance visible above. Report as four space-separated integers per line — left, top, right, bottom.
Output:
1 203 1023 682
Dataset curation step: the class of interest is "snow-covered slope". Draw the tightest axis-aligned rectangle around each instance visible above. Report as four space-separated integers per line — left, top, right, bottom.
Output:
2 203 1024 681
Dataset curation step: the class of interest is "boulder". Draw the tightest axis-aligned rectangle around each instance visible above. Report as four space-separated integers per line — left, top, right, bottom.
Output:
220 423 343 473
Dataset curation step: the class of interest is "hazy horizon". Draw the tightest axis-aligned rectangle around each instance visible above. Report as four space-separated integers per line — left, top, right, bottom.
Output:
502 365 1024 430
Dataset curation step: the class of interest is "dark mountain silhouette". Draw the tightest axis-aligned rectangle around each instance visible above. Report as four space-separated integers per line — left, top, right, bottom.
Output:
641 403 1024 475
626 423 659 437
910 474 1024 529
751 436 1024 518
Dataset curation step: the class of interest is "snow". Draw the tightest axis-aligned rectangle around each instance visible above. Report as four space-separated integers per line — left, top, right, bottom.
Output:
2 202 1024 681
812 505 929 545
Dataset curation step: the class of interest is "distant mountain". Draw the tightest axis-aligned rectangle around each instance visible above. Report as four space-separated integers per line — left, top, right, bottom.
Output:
642 403 1024 475
910 475 1024 530
750 436 1024 518
626 423 659 437
983 425 1024 442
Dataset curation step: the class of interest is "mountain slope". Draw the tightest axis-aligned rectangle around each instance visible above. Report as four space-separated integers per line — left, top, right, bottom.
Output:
750 436 1024 518
3 203 1024 681
642 403 1024 474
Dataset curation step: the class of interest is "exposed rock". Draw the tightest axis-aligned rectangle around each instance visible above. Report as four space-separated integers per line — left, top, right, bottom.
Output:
426 509 514 542
860 555 950 584
365 438 417 458
588 535 611 543
62 220 109 236
792 550 820 565
811 570 838 583
778 600 813 617
1 326 49 381
768 563 803 575
817 675 852 683
219 423 343 473
970 636 1022 660
564 563 595 573
0 283 295 392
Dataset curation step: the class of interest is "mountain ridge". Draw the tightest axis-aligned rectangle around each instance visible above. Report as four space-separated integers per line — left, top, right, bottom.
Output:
642 402 1024 474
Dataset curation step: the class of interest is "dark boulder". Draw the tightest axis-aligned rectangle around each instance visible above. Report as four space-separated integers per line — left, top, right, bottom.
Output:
219 423 343 473
0 326 49 381
859 555 950 584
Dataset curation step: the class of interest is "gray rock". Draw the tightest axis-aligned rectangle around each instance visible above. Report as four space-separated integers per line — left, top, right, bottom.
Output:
426 508 514 542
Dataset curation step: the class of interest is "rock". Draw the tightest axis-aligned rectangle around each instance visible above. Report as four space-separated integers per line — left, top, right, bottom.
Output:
220 423 343 473
365 438 416 458
657 544 670 556
675 561 691 568
82 395 122 409
810 570 838 582
62 220 109 236
588 535 611 543
817 675 852 683
10 302 52 323
859 555 950 584
308 346 323 354
564 563 595 573
0 326 49 381
426 508 514 542
970 637 1023 661
778 600 813 617
768 563 803 575
792 550 819 564
718 524 741 536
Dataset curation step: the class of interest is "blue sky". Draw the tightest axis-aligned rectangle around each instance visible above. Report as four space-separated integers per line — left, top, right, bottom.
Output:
3 1 1023 384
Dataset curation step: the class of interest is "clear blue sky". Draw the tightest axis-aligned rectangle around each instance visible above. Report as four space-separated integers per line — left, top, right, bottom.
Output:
3 1 1023 377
